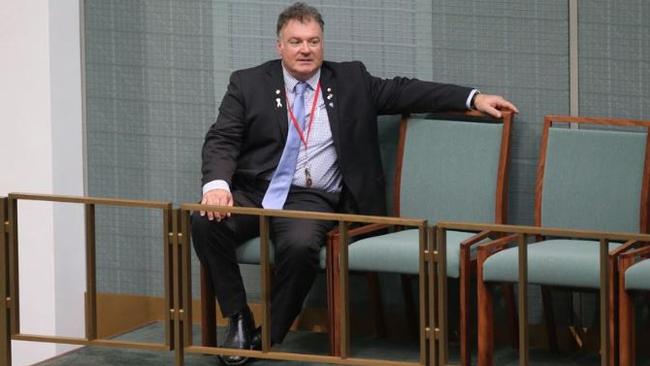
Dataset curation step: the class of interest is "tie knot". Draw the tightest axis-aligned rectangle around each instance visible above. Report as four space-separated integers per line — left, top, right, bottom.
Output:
294 82 308 96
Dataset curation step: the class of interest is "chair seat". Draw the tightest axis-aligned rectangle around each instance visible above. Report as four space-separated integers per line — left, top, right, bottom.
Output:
625 258 650 291
347 229 477 276
483 239 621 288
236 236 328 269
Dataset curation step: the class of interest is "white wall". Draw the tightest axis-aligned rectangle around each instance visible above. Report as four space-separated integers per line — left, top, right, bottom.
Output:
0 0 85 364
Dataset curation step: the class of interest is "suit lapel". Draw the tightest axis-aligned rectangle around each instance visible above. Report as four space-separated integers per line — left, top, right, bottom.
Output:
320 65 341 146
266 61 289 143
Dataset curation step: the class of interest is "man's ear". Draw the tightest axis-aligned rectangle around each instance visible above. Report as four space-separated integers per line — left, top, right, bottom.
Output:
275 39 282 57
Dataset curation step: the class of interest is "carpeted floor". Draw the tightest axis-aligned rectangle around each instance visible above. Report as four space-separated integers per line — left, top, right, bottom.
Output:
34 322 649 366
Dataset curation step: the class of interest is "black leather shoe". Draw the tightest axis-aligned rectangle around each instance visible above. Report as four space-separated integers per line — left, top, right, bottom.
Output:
218 306 255 366
250 327 262 351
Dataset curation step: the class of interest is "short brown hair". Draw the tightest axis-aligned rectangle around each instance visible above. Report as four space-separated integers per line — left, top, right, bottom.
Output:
277 2 324 36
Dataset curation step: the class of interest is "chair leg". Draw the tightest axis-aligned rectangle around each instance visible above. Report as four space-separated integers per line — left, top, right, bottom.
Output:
367 272 387 337
607 257 618 366
541 286 558 352
477 251 494 366
399 274 417 339
502 284 519 350
618 257 636 366
200 265 217 347
459 248 471 366
327 235 340 356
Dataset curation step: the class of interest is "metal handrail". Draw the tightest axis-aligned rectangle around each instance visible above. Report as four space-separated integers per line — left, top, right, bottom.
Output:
2 193 174 363
177 204 430 366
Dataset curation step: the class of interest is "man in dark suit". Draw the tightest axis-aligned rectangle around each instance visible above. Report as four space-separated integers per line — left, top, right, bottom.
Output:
192 2 518 365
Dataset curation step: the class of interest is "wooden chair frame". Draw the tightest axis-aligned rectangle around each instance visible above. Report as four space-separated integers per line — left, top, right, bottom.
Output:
330 110 513 366
475 115 650 366
437 222 650 366
617 243 650 366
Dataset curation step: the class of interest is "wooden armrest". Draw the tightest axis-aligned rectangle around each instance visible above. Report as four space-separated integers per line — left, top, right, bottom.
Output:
609 240 643 258
459 230 493 250
619 241 650 260
476 233 520 257
327 222 393 241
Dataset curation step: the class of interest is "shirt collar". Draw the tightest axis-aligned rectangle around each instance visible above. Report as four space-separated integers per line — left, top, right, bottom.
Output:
282 65 321 93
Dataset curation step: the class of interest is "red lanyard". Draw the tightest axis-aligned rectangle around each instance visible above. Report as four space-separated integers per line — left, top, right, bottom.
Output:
287 82 321 149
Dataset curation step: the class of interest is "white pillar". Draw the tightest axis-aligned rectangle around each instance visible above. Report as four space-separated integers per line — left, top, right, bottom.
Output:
0 0 85 364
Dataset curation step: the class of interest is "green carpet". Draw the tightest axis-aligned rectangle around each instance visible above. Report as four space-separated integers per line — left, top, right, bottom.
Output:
34 322 649 366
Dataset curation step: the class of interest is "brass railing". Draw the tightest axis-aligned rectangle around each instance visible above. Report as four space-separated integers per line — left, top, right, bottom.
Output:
2 194 646 366
1 193 175 357
1 196 10 366
177 203 430 366
0 194 431 366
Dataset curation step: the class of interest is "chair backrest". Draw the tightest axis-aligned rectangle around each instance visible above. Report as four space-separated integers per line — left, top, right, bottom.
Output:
396 111 512 224
377 114 403 215
536 115 650 233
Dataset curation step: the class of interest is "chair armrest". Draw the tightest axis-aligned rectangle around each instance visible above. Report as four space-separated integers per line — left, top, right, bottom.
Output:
619 241 650 260
609 240 644 258
476 233 520 258
459 230 493 250
327 223 393 242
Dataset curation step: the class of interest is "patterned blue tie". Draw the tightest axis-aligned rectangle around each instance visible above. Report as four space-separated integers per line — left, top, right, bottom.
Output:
262 82 308 209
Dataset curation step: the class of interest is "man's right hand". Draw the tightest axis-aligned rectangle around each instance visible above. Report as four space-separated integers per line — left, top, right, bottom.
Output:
200 189 233 221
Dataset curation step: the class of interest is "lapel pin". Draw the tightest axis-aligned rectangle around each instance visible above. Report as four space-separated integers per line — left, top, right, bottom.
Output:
275 89 281 95
327 94 333 100
276 98 283 108
329 102 334 108
326 87 332 93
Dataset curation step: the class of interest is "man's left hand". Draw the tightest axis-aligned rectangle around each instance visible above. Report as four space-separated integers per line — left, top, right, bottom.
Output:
473 94 519 118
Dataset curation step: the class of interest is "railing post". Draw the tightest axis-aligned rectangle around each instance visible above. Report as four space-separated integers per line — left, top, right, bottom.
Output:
163 207 173 350
172 208 185 366
1 197 12 366
599 239 609 366
84 203 97 340
259 215 272 353
338 220 350 358
427 226 436 366
180 208 193 350
418 224 426 365
517 234 528 366
7 196 19 336
436 226 447 366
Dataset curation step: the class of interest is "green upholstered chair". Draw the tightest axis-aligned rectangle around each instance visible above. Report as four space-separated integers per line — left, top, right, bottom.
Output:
198 114 404 354
476 115 650 366
338 111 513 366
198 210 337 353
618 245 650 365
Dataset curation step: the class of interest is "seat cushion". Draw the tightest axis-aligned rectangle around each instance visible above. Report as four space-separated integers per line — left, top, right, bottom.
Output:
625 258 650 291
347 229 477 276
236 237 274 265
482 239 621 288
236 236 328 269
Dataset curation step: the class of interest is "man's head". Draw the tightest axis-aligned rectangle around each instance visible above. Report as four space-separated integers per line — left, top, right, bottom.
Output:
276 2 324 81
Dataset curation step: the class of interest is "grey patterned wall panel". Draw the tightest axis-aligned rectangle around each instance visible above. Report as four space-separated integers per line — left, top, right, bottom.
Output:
85 0 215 296
579 0 649 118
431 1 569 225
85 1 646 306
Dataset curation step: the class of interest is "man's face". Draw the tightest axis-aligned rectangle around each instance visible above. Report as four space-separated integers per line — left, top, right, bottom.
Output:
276 18 324 81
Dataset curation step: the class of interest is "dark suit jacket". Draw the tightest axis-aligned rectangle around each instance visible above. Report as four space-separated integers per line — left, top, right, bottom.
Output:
201 59 473 216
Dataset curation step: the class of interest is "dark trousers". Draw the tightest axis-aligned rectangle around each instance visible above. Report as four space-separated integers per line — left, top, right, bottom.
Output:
191 181 339 343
